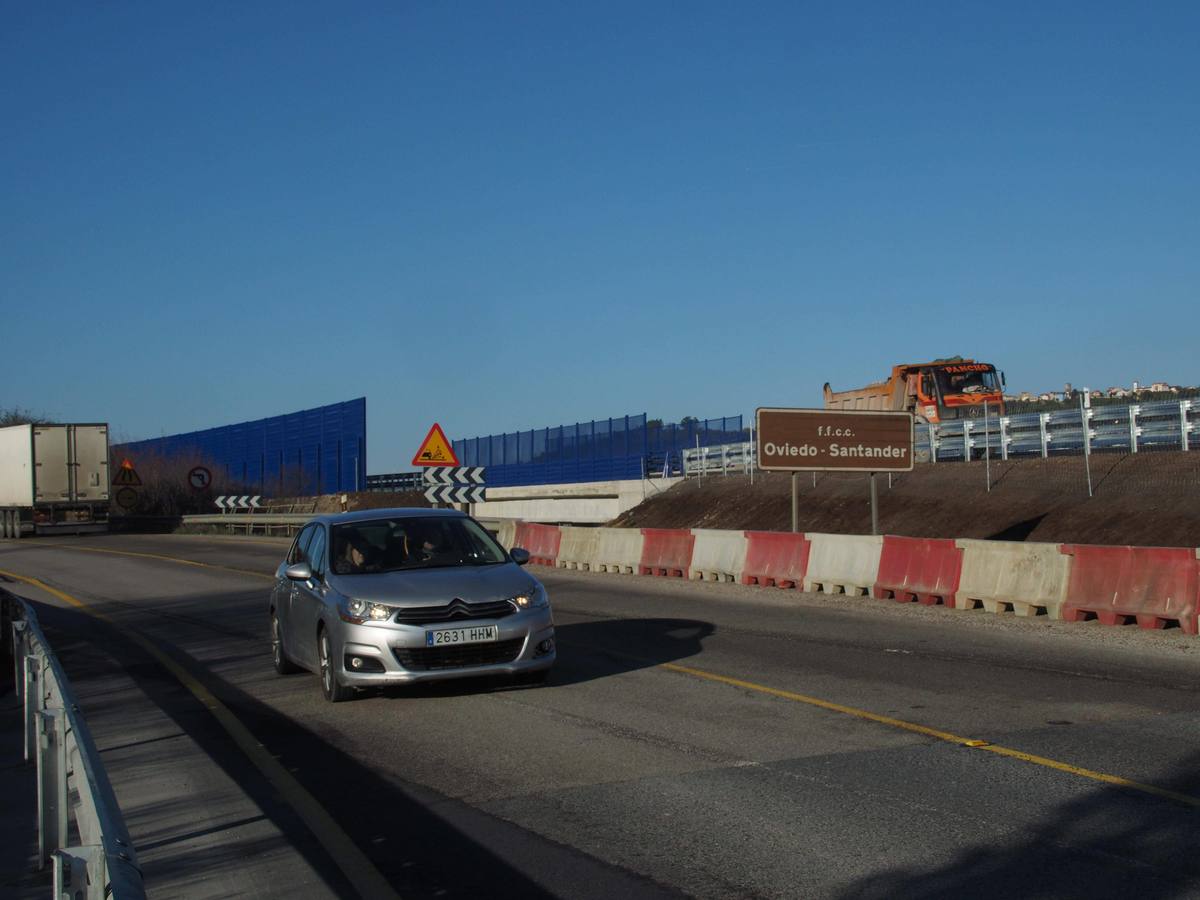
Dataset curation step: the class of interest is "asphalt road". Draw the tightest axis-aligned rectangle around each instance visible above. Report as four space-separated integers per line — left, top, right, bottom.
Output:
4 533 1200 899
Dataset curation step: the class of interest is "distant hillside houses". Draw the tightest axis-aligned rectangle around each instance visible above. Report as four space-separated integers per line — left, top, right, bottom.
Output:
1007 381 1192 405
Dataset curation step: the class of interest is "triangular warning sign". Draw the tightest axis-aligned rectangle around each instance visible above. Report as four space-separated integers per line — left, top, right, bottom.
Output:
113 459 142 487
412 423 460 466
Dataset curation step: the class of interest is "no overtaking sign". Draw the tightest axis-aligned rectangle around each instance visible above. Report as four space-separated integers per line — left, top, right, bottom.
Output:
756 408 914 473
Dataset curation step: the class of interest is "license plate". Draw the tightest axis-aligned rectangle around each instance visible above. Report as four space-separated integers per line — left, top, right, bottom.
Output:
426 625 498 647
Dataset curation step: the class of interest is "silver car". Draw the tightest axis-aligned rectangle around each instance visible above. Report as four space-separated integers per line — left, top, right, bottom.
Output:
268 508 555 702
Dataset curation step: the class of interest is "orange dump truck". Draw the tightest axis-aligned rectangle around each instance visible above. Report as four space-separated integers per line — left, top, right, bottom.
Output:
823 359 1005 424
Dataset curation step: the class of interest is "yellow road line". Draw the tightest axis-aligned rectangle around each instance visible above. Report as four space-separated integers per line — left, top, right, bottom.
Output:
30 542 275 581
661 662 1200 809
1 568 400 900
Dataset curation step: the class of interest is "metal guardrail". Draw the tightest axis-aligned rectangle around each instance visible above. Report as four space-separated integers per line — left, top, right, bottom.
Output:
365 472 425 492
918 399 1198 462
3 591 145 900
184 513 312 536
682 400 1199 474
184 513 510 543
681 442 756 476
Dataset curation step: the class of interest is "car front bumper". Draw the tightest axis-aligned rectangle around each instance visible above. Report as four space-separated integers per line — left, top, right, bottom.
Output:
331 608 556 686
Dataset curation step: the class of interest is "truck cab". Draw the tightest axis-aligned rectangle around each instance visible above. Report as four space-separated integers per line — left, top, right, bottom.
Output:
824 360 1005 424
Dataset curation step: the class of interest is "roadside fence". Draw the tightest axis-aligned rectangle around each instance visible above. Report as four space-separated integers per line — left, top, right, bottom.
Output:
2 590 145 900
455 413 744 487
919 399 1199 462
682 400 1200 476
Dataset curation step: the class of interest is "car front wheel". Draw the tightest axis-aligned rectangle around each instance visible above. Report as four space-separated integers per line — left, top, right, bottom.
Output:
271 612 300 675
318 628 353 703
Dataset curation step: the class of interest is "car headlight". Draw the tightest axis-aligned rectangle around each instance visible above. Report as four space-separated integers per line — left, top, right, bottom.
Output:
342 598 395 623
509 583 548 611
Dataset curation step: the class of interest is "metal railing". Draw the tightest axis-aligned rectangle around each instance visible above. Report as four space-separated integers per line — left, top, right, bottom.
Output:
365 472 425 492
3 591 145 900
682 442 756 476
682 400 1198 474
184 513 312 536
918 399 1198 461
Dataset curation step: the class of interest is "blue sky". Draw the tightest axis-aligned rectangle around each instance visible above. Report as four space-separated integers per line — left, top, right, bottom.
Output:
3 2 1197 471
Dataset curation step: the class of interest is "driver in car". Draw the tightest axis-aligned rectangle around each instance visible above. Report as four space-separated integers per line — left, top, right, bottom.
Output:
335 533 378 574
405 525 446 563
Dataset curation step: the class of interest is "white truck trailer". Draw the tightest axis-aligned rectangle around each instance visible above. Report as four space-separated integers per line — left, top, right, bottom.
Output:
0 423 110 538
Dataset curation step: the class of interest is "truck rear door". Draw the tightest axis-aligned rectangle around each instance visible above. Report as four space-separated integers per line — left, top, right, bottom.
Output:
32 426 70 501
72 426 110 501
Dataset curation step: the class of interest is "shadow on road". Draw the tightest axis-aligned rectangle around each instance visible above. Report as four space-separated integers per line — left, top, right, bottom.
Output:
551 616 715 686
24 600 580 900
344 616 715 701
837 750 1200 899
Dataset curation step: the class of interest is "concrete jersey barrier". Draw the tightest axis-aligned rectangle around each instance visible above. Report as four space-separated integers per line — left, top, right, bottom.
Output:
493 519 1200 641
496 519 519 552
804 533 884 596
873 536 963 607
954 539 1071 618
1059 544 1200 633
593 527 646 574
639 528 695 578
558 526 601 570
513 522 562 566
741 531 811 589
689 529 748 582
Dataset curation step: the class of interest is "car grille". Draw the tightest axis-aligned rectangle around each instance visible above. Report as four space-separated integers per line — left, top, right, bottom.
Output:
393 638 525 671
392 599 515 625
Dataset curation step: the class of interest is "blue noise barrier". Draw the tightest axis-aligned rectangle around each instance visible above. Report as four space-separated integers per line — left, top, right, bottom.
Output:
454 414 744 486
113 398 367 496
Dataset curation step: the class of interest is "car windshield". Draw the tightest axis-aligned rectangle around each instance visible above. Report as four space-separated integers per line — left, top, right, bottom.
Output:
330 516 508 574
935 365 1000 396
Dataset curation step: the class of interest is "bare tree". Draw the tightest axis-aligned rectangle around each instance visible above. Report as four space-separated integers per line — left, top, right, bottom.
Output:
0 406 53 427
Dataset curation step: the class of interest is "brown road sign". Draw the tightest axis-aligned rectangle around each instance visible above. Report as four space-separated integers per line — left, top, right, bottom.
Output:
756 408 914 473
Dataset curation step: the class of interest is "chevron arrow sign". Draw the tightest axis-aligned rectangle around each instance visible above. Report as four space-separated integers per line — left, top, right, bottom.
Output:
422 467 486 486
215 495 262 511
424 484 487 504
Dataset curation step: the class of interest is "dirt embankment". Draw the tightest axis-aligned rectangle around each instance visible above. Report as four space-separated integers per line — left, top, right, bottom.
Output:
611 451 1200 548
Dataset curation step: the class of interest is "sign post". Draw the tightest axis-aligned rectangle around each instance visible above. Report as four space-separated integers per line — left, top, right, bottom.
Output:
870 473 879 535
791 473 798 533
756 408 914 536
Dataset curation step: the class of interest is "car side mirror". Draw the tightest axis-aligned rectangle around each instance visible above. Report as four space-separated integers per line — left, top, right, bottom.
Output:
509 548 531 566
285 562 313 581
